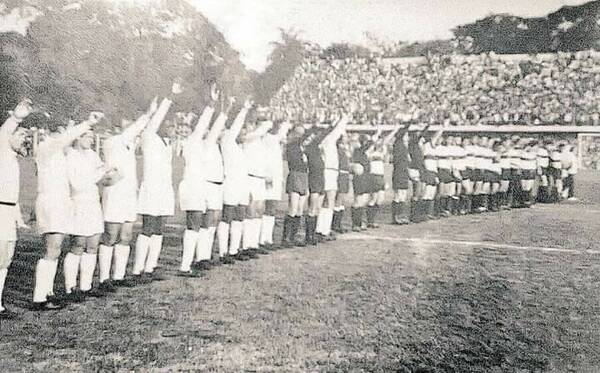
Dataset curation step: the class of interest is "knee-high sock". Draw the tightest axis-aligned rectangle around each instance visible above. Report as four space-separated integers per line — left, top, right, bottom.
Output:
324 208 334 235
144 235 163 273
0 268 7 311
316 209 328 234
112 244 130 281
242 219 253 250
217 222 230 257
252 218 262 248
79 253 97 292
63 252 81 293
33 259 58 303
98 244 113 283
206 226 217 260
229 221 243 255
195 228 209 262
133 234 150 275
260 215 275 245
181 230 198 272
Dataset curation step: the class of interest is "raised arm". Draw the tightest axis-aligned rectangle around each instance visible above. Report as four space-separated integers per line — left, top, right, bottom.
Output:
242 120 273 143
144 97 172 135
228 99 253 142
0 99 33 136
320 114 349 146
277 121 293 142
188 105 216 143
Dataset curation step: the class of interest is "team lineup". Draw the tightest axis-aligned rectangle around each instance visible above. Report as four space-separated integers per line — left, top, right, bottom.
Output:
0 83 579 316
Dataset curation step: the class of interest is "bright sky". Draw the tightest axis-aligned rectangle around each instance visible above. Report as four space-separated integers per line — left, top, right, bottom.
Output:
190 0 590 72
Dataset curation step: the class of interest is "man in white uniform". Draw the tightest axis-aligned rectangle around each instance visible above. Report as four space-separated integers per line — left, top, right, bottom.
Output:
179 88 218 275
32 112 103 311
98 99 157 290
260 120 292 249
63 129 115 301
133 85 180 281
242 114 273 255
0 99 33 318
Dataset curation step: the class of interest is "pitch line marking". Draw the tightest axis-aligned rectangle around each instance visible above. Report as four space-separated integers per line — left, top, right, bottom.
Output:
340 233 600 255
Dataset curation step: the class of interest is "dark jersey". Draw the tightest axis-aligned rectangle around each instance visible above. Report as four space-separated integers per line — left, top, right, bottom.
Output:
286 138 308 172
305 142 324 173
392 137 410 170
338 146 350 172
352 147 370 173
408 136 424 169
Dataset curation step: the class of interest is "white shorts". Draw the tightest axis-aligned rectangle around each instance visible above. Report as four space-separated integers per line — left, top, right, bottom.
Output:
324 169 339 192
223 176 249 206
138 181 175 217
36 193 73 235
204 181 223 211
102 184 138 223
248 176 266 202
179 179 206 212
0 204 17 241
408 168 420 181
71 195 104 237
265 178 283 201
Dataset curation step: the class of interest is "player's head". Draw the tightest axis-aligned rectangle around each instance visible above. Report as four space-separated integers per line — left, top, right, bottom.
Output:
76 130 95 150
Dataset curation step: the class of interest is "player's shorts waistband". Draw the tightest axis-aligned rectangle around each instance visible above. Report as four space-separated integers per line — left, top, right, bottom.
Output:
206 180 223 185
339 170 350 174
248 174 265 179
326 168 339 171
0 201 16 206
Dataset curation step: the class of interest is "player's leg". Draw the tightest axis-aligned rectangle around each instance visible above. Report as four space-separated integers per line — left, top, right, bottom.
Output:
218 204 235 264
80 234 101 296
305 192 322 245
0 240 16 318
180 211 203 276
261 199 278 248
32 233 66 310
64 235 85 301
132 215 153 277
112 222 135 286
98 222 121 291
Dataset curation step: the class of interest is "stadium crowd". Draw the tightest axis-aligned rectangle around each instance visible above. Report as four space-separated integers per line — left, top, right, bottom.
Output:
270 51 600 126
0 82 579 316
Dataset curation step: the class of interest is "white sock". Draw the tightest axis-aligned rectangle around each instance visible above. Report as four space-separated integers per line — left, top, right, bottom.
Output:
194 228 208 262
79 253 97 292
206 226 216 260
266 215 275 244
144 235 163 273
133 234 150 275
0 268 7 311
252 218 262 248
112 244 130 280
63 253 81 293
229 221 242 255
33 259 49 303
217 222 230 257
322 208 334 236
242 219 252 250
180 230 198 272
98 244 113 283
316 209 328 234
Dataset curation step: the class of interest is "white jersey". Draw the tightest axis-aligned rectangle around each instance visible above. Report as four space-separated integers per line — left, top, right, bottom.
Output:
263 133 284 182
423 143 437 172
321 140 339 170
244 137 268 178
537 148 549 168
479 147 494 171
436 145 451 170
204 142 224 183
221 131 248 180
451 145 467 172
137 132 174 216
37 138 71 200
522 150 537 170
67 148 104 198
102 133 139 196
0 130 19 204
369 149 385 175
181 139 206 184
463 145 477 169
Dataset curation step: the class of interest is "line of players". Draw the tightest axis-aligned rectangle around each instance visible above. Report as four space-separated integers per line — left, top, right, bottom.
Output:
0 91 578 315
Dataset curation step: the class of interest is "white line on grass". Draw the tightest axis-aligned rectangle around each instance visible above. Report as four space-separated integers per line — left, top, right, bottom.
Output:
339 233 600 255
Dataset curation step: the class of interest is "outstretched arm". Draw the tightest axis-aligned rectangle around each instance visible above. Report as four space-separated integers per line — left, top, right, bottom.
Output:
276 121 293 142
383 124 407 146
188 105 216 143
320 114 349 146
144 97 172 135
0 99 33 136
242 120 273 143
226 99 252 142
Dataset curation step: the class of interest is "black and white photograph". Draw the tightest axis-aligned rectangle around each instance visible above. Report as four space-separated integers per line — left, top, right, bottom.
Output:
1 0 599 371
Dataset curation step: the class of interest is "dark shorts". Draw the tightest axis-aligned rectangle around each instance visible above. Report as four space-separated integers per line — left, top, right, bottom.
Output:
489 172 501 184
308 169 324 194
540 167 550 176
548 167 562 179
471 169 483 182
369 174 386 193
510 169 522 182
421 169 438 186
483 170 495 184
461 169 471 181
392 168 410 190
353 173 371 195
338 172 350 194
501 169 512 181
286 171 309 196
521 169 536 180
438 168 454 184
